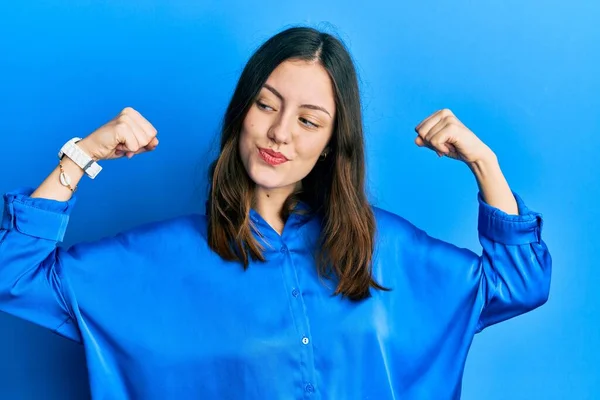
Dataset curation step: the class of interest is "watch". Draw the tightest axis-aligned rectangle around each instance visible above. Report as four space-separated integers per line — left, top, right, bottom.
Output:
58 137 102 179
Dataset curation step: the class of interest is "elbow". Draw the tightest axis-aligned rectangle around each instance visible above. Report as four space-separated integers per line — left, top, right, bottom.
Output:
525 281 550 311
499 277 550 317
520 258 552 312
497 259 552 314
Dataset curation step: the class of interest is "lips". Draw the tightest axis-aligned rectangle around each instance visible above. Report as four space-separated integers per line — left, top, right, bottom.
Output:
258 147 288 166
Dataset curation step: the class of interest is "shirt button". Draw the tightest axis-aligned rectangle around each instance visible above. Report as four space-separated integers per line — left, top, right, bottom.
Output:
302 337 310 345
291 288 299 297
305 383 315 393
280 245 288 253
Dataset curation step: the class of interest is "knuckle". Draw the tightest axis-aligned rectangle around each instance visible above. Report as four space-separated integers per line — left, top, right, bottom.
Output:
145 126 158 139
440 109 454 119
117 114 130 124
121 107 134 115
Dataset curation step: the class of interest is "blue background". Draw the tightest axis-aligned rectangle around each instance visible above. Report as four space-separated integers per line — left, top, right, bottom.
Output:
1 1 598 398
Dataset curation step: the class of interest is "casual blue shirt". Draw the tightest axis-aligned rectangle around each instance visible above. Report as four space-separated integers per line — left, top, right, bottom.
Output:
0 187 551 399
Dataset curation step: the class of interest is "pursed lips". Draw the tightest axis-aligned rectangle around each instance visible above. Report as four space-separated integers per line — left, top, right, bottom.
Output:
258 147 289 161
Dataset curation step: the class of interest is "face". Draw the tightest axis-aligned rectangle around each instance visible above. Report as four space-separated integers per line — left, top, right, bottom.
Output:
239 59 336 194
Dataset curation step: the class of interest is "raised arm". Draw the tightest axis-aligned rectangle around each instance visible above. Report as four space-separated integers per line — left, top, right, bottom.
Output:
412 108 551 330
0 107 159 340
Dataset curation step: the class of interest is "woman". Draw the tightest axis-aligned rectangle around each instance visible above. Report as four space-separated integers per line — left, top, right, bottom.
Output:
0 27 551 399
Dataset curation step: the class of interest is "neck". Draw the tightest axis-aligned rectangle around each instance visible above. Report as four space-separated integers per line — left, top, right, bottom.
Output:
253 184 298 235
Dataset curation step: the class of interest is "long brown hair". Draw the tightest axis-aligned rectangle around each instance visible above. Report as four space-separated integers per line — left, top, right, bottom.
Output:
207 27 388 300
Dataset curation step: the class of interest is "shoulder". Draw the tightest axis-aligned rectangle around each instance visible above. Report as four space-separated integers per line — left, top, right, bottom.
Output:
371 206 421 243
116 213 208 245
371 206 475 261
65 213 209 259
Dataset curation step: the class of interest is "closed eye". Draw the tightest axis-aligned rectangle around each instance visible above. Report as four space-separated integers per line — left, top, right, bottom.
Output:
299 118 319 129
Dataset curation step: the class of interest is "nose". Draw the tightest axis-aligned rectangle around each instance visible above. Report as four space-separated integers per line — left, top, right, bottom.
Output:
267 115 292 145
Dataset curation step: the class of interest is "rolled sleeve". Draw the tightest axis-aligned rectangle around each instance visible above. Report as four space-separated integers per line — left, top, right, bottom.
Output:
477 191 543 246
2 187 76 242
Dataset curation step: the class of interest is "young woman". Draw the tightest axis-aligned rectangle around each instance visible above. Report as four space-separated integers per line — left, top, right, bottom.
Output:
0 27 551 399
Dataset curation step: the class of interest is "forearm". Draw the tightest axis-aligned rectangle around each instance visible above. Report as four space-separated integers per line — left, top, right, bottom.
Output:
468 151 519 215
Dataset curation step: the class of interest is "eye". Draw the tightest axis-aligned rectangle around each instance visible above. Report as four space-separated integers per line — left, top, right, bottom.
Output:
256 101 275 112
299 117 320 129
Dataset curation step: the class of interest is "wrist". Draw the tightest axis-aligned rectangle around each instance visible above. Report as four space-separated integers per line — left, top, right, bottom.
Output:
467 149 499 178
76 138 100 162
58 137 103 179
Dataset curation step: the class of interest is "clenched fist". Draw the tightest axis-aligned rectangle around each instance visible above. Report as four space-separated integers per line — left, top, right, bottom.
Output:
78 107 159 161
414 108 493 164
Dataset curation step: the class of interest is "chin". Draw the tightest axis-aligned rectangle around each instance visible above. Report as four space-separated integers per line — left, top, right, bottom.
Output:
247 163 288 189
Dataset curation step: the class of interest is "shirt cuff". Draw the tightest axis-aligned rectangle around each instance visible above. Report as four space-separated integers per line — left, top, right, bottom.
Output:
1 187 77 242
477 191 543 246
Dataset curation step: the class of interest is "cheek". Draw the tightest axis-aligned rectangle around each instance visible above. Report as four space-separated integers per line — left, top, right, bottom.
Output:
295 134 331 160
242 108 267 139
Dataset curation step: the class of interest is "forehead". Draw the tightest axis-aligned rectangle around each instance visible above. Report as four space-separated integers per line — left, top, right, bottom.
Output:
264 59 336 111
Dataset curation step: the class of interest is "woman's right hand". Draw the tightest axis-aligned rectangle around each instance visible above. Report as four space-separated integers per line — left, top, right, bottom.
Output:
78 107 159 161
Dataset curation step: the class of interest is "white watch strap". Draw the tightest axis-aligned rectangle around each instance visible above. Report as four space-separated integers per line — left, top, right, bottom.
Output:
58 137 102 179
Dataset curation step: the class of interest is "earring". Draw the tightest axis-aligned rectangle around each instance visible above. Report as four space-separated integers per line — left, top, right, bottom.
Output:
319 151 327 161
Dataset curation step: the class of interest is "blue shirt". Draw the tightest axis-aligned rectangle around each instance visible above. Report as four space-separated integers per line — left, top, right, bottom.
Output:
0 187 551 399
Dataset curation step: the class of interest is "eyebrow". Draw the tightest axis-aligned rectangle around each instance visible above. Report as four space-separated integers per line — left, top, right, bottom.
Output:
263 84 332 118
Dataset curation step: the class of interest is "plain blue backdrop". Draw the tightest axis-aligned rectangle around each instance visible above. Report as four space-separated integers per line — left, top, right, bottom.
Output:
1 1 598 399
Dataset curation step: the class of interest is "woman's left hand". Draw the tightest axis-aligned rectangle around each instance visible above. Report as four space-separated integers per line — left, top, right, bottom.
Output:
414 108 494 164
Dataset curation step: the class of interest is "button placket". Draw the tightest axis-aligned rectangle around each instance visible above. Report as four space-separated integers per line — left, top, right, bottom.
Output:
276 237 318 398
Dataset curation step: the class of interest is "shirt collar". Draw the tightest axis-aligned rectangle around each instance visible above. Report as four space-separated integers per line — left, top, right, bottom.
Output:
249 201 316 248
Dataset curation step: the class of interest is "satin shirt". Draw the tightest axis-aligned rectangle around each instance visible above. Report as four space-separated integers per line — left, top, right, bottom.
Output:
0 187 551 399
